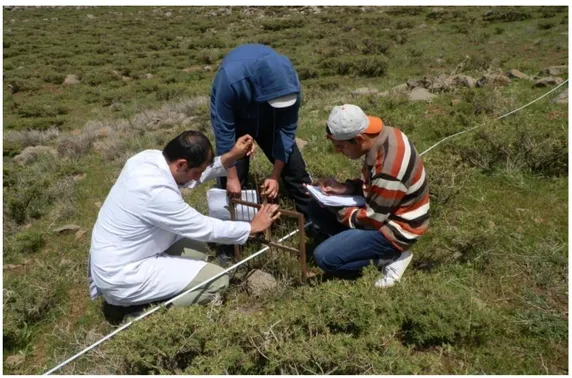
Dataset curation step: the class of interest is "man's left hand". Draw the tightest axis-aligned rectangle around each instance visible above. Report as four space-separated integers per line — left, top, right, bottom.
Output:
263 178 279 199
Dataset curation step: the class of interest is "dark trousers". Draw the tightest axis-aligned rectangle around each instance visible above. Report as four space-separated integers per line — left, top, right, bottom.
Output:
217 128 312 218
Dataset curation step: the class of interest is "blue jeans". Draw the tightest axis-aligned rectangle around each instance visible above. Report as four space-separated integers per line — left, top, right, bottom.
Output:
307 201 400 277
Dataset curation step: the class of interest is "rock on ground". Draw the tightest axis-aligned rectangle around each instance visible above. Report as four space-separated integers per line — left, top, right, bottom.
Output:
295 137 308 150
63 74 80 85
408 87 436 102
505 69 530 80
351 87 379 96
52 224 81 233
450 74 477 88
534 77 564 87
540 65 567 76
552 88 568 104
477 74 511 87
245 269 277 297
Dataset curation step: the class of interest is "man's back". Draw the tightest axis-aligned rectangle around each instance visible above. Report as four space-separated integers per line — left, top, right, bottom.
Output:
362 126 430 251
90 150 179 270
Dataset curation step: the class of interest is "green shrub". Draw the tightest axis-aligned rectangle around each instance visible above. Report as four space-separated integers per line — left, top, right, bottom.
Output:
386 6 424 16
296 66 318 80
110 268 503 374
3 274 62 352
17 101 69 119
261 17 304 31
5 230 45 258
537 22 555 30
5 77 42 94
482 9 532 22
361 38 390 55
451 117 568 177
320 55 388 77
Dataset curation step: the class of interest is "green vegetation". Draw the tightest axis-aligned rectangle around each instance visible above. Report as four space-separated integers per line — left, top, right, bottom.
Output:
3 5 568 374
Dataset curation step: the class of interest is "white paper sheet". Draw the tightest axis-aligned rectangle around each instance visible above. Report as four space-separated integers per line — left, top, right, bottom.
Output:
207 188 258 221
306 185 366 207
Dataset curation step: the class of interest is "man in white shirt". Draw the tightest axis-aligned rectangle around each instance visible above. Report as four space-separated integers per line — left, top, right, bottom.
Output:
89 131 279 312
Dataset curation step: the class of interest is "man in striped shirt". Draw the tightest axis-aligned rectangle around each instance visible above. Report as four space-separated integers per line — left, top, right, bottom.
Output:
306 104 429 287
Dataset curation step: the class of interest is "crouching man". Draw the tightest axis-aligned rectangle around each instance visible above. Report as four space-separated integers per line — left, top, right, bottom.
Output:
307 104 429 287
88 131 280 311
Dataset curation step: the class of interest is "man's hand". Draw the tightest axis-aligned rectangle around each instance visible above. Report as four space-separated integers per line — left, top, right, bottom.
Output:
231 135 256 159
308 177 349 196
249 204 280 234
226 176 241 198
221 135 257 169
263 177 279 200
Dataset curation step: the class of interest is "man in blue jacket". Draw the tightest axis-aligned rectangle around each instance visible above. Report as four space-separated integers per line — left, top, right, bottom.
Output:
211 44 312 220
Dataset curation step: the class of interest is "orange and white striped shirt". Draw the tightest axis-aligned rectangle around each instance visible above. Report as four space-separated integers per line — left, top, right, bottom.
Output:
337 126 429 252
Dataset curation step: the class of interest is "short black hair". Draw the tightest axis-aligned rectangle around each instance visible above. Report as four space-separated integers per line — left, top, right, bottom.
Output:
162 130 214 169
325 124 357 144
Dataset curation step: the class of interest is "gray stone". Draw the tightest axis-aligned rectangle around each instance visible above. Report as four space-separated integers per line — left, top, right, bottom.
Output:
245 269 277 297
63 74 80 85
540 65 567 76
75 229 87 240
351 87 379 96
295 137 308 150
534 77 564 87
390 83 409 96
408 87 436 102
476 74 511 87
406 79 424 89
52 224 81 233
5 355 24 367
426 74 453 92
505 69 530 80
86 14 95 19
552 88 568 104
450 74 477 88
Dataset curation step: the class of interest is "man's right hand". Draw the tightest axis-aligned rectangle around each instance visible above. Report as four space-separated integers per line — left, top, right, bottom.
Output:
226 176 242 198
306 178 349 196
249 204 280 234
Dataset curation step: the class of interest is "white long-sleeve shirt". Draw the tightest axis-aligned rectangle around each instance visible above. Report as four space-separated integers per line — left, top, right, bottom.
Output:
88 150 251 305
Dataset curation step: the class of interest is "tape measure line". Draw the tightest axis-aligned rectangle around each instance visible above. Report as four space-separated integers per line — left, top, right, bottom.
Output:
420 79 568 156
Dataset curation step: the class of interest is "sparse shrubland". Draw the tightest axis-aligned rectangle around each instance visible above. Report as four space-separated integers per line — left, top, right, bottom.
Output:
3 5 568 375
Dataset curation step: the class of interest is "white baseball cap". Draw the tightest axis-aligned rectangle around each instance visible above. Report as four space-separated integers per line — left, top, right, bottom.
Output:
268 93 297 108
327 104 383 140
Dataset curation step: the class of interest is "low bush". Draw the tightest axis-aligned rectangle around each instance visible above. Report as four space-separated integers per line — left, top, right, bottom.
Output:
110 267 504 374
482 9 532 22
451 116 568 177
261 17 304 31
320 55 388 77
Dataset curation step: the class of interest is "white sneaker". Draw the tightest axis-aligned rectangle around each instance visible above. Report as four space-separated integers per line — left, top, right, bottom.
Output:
375 250 413 288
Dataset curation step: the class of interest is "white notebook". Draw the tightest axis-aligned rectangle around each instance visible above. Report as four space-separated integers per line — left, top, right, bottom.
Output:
206 188 258 221
306 185 366 207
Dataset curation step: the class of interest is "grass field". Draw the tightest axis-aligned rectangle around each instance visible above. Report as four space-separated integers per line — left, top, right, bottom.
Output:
2 5 568 374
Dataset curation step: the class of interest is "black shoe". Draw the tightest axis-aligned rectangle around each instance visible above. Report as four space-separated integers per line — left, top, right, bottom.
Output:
216 245 235 267
102 301 150 325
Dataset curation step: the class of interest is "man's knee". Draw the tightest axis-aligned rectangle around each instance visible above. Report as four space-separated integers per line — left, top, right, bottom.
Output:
208 273 229 293
313 245 338 272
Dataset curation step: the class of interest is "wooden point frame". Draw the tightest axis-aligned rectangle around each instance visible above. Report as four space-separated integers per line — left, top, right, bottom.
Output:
228 196 307 284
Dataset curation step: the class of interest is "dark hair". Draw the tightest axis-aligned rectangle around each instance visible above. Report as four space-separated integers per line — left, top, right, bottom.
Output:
162 130 214 169
325 124 357 144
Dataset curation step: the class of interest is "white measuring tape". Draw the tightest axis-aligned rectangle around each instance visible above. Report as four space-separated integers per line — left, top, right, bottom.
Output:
420 80 568 156
44 79 568 375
